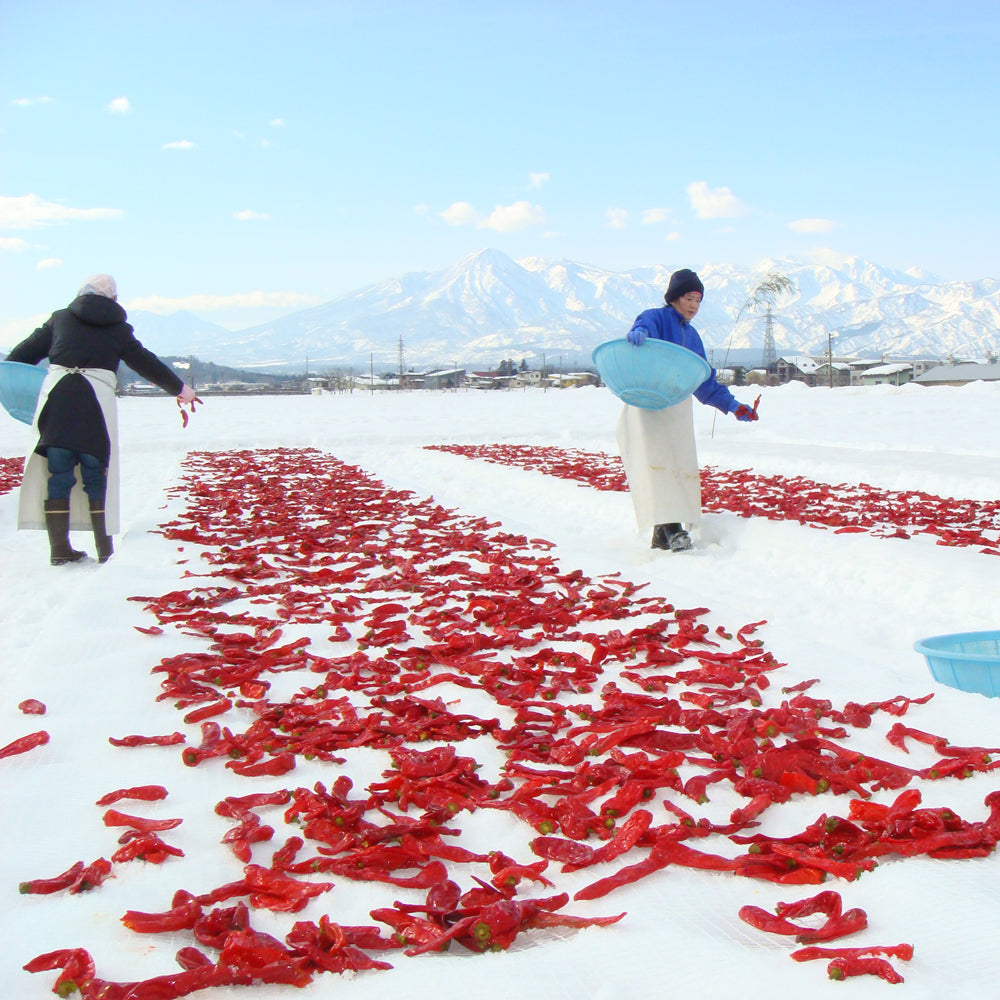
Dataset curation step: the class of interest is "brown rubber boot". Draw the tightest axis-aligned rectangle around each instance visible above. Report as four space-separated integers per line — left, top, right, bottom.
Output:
44 499 87 566
89 498 114 564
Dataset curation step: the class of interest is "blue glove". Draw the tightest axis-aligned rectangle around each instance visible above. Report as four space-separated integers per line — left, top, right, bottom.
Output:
732 403 759 422
626 326 648 346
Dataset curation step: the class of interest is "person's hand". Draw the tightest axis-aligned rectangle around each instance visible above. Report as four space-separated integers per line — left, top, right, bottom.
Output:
626 327 648 346
733 403 759 422
176 384 204 428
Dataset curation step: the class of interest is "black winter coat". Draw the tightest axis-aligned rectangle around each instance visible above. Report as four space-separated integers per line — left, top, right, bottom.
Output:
7 294 183 464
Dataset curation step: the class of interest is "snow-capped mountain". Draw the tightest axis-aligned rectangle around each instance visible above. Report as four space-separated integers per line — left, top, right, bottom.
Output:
133 249 1000 373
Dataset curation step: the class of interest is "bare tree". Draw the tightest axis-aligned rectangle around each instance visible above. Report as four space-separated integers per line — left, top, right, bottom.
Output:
712 272 795 436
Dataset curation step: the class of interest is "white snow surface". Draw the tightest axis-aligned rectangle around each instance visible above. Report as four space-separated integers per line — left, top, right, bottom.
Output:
1 380 998 1000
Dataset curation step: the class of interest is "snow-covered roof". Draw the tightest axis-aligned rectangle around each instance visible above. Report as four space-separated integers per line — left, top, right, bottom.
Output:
915 363 1000 383
777 356 820 373
861 363 913 376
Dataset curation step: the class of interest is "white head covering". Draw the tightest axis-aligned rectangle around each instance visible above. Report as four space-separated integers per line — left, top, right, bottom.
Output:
78 274 118 300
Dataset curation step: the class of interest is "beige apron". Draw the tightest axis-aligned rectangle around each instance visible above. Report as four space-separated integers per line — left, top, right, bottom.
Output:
616 397 702 532
18 366 121 534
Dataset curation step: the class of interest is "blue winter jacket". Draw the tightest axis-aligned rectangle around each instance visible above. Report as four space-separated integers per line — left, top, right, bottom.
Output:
627 305 738 413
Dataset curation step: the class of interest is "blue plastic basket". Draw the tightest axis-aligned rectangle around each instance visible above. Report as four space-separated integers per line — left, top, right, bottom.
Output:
914 630 1000 698
592 338 711 410
0 361 47 425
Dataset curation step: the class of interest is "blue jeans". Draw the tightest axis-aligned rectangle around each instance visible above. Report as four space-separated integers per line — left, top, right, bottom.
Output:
46 447 107 503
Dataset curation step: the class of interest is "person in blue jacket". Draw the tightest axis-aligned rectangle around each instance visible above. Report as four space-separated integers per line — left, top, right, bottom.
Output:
616 268 758 551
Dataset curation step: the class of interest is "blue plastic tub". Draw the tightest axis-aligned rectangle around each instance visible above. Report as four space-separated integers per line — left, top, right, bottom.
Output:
592 338 711 410
914 630 1000 698
0 361 46 425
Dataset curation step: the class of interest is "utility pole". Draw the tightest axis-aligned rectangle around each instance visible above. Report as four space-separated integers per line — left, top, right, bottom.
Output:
827 331 834 388
398 336 405 390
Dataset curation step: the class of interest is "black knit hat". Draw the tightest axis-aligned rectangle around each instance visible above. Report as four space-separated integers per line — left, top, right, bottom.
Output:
664 268 705 304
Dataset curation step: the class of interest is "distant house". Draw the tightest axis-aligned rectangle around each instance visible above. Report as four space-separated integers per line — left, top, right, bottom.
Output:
856 362 914 386
914 362 1000 386
815 361 853 387
774 356 822 385
422 368 465 390
548 372 599 388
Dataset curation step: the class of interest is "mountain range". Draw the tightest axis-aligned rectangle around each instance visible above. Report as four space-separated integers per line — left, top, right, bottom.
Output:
131 249 1000 374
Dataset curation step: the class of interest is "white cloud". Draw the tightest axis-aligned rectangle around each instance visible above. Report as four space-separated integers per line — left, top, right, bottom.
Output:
788 217 838 234
478 201 545 233
439 199 546 232
270 118 286 128
528 172 550 190
0 194 122 230
606 208 628 230
440 201 479 226
687 181 747 219
413 203 430 217
0 236 30 251
642 208 672 225
665 231 681 242
125 291 321 316
12 96 53 107
36 257 63 270
233 209 269 222
107 96 131 114
163 140 196 150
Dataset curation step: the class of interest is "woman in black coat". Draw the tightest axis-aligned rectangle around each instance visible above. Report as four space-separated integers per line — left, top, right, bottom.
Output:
7 274 198 565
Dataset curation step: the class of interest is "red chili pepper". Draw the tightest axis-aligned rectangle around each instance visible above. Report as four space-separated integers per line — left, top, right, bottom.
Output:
111 831 185 864
530 835 595 867
19 860 85 895
96 785 169 806
109 732 186 747
175 946 214 970
21 857 113 894
121 897 203 933
0 729 49 759
827 955 905 983
192 901 251 947
741 891 868 944
103 808 183 832
791 942 914 963
18 698 46 715
739 904 812 936
227 752 296 777
23 947 96 997
183 698 233 723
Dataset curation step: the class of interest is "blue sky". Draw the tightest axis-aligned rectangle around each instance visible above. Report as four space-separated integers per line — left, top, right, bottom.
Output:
3 0 999 341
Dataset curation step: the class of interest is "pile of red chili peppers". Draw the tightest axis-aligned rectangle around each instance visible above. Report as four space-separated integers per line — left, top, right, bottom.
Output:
0 455 24 497
427 444 1000 554
19 447 1000 996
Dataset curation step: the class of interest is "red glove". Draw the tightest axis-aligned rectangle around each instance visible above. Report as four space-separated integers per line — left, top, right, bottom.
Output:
733 404 759 422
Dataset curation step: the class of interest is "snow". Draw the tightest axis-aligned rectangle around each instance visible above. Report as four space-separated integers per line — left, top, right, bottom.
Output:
1 380 998 999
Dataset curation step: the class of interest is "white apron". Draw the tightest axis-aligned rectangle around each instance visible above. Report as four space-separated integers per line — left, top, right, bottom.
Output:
616 397 702 532
18 366 121 534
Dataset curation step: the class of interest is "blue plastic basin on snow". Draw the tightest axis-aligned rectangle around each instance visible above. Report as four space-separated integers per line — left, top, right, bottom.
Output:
0 360 46 425
914 630 1000 698
592 338 710 410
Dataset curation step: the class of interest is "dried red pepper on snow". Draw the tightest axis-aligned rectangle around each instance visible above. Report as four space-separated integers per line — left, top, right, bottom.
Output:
0 729 49 759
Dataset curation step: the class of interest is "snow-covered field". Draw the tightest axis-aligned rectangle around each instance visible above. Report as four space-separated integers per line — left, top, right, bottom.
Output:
1 380 998 999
